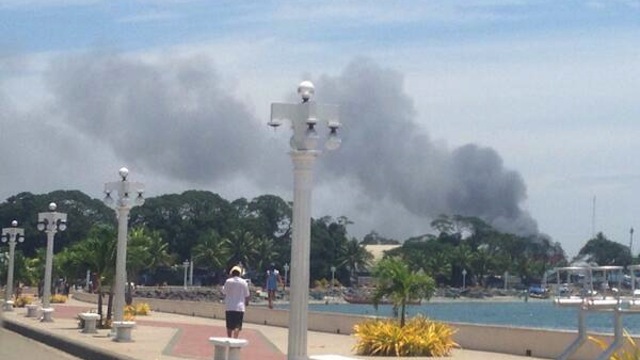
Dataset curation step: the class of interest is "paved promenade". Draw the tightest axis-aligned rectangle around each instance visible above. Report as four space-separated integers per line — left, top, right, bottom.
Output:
1 297 546 360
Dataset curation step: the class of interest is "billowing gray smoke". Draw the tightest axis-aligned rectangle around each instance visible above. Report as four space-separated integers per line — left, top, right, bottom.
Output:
47 52 268 185
315 60 538 236
46 53 538 236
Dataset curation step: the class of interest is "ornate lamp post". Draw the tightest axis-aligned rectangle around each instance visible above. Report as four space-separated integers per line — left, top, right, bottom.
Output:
183 260 190 290
2 220 24 311
103 167 145 342
189 258 194 287
462 268 467 290
283 263 289 290
330 266 336 296
37 203 67 322
270 81 341 360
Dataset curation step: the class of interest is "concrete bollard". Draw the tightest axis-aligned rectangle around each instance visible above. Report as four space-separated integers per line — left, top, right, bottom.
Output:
79 312 101 334
25 304 39 317
209 337 248 360
112 321 135 342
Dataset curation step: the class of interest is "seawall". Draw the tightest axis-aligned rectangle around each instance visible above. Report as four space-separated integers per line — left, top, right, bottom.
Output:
72 291 633 359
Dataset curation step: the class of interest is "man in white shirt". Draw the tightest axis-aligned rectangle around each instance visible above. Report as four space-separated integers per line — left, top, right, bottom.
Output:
222 265 250 338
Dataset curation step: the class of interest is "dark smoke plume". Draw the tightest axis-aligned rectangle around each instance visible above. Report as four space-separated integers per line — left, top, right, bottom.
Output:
45 53 537 236
315 60 538 235
47 52 269 185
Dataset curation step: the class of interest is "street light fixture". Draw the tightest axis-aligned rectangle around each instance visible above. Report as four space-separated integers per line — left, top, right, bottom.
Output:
37 203 67 322
183 260 190 290
462 268 467 290
103 167 145 342
189 258 194 287
270 80 341 360
2 220 24 311
330 266 336 296
283 263 289 290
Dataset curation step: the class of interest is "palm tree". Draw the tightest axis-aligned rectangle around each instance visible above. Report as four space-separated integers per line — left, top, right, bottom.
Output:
424 251 452 285
471 245 494 286
66 225 117 326
128 227 174 286
223 230 260 271
338 238 373 284
144 230 175 281
451 244 474 287
192 229 228 282
127 227 152 285
252 236 280 281
371 257 436 327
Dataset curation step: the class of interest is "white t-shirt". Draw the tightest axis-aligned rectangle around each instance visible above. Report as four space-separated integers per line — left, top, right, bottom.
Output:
222 276 250 312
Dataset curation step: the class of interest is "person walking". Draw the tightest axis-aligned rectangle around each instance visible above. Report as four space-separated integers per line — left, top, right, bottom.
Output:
265 263 282 309
222 265 250 338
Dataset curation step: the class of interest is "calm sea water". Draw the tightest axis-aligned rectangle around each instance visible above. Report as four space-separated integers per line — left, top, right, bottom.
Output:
278 300 640 335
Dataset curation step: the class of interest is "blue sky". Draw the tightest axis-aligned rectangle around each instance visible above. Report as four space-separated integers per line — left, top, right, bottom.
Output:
1 0 639 257
3 1 639 53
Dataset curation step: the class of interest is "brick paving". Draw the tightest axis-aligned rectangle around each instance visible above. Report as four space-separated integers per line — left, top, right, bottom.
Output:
47 303 285 359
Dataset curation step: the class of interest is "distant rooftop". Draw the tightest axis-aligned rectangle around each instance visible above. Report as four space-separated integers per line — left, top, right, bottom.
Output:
364 244 401 262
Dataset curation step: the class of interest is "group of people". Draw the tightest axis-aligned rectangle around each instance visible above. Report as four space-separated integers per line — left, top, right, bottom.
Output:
222 262 283 338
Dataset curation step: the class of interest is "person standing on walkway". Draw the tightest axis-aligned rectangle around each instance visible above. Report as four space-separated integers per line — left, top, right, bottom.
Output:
222 265 250 338
266 263 282 309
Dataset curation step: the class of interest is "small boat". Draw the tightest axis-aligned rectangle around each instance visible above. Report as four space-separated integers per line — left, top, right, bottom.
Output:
528 286 550 299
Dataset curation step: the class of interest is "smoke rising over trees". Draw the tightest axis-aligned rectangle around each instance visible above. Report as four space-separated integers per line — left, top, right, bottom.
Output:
11 52 538 238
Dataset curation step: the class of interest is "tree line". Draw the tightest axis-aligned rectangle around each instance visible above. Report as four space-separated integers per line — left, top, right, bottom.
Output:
2 190 629 293
0 190 371 289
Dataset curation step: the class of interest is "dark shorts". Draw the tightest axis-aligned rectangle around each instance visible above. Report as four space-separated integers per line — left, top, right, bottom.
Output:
225 311 244 330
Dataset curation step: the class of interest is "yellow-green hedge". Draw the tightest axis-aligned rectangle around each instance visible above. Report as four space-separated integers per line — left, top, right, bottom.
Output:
353 315 458 357
14 295 33 307
50 294 67 303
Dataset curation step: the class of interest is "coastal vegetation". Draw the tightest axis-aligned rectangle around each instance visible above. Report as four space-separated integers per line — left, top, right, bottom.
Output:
590 331 640 360
50 294 67 303
353 315 457 357
13 294 33 307
1 188 633 311
371 257 435 327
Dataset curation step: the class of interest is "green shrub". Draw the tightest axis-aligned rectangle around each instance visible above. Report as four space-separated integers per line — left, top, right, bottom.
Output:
353 315 458 357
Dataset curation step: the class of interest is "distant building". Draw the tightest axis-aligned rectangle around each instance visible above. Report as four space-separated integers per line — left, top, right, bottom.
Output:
363 244 401 263
356 244 402 286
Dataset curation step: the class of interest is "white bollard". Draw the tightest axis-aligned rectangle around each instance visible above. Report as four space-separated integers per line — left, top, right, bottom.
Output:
79 312 101 334
209 337 248 360
112 321 135 342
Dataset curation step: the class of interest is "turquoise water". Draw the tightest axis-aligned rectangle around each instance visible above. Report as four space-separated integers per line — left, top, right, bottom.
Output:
278 301 640 335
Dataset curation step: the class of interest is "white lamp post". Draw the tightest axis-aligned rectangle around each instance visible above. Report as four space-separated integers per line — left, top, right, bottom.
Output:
183 260 190 290
631 227 635 255
85 269 91 292
462 268 467 290
283 263 289 290
504 271 509 290
103 167 145 342
270 81 341 360
37 203 67 322
2 220 24 311
330 266 336 296
189 257 194 287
